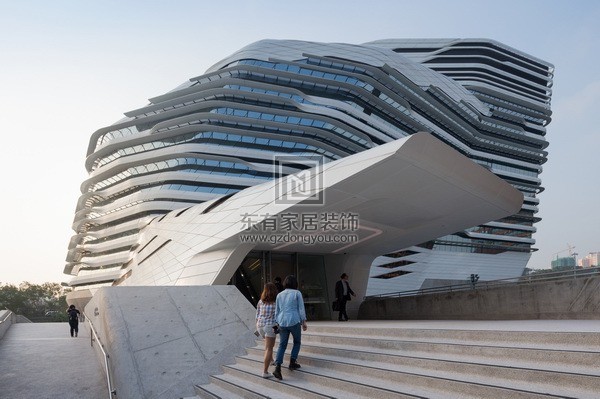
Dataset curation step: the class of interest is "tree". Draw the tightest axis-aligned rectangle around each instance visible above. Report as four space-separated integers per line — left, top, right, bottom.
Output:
0 282 71 322
0 284 25 314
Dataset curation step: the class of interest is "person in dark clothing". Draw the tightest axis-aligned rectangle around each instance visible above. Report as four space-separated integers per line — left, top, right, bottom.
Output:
335 273 355 321
273 276 284 293
67 304 81 337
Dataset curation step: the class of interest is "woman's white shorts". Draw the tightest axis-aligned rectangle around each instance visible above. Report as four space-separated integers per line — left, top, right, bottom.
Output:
258 323 277 338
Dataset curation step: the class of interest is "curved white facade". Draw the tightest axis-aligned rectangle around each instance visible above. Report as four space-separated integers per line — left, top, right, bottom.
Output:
65 38 553 293
88 134 523 297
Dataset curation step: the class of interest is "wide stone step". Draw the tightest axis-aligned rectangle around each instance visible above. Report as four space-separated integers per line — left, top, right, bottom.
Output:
306 325 600 349
196 368 318 399
232 356 431 398
306 343 600 386
244 347 596 399
194 381 249 399
237 352 573 399
300 332 600 367
298 338 600 373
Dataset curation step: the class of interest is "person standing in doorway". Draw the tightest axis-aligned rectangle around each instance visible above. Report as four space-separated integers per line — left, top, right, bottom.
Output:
255 282 278 378
273 276 284 293
335 273 356 321
66 304 81 337
272 275 307 380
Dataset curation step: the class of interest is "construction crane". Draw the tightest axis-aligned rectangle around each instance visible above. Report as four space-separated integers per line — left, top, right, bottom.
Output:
568 243 578 258
552 243 577 259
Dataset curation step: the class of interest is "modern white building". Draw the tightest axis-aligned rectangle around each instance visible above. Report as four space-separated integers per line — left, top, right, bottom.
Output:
65 38 553 306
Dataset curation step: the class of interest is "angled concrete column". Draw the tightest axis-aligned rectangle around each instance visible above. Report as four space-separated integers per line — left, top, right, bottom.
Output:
85 285 257 399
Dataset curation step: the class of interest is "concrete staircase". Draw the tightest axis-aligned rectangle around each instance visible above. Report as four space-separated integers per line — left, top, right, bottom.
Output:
192 321 600 398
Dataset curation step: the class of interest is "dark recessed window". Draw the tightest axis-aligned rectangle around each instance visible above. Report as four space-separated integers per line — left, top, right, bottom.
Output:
372 270 412 279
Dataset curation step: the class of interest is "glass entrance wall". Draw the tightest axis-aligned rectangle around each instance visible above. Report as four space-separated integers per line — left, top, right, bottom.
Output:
298 254 331 320
232 251 264 305
230 251 332 320
269 253 296 290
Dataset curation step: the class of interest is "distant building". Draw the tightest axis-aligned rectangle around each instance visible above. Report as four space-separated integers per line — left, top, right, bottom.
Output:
551 256 576 269
578 252 600 268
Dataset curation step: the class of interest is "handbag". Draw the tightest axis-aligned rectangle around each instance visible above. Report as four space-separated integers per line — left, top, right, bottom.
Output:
332 300 340 311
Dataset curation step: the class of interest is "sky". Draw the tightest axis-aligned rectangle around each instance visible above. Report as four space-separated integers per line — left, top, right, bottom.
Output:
0 0 598 285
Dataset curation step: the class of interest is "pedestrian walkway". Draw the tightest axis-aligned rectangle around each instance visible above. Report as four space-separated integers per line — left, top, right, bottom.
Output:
0 322 107 399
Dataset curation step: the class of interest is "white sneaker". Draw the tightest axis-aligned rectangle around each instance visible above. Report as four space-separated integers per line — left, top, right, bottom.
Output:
262 372 271 378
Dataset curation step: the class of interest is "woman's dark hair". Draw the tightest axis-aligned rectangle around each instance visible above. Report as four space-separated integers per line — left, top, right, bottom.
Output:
340 273 348 279
260 282 278 303
69 304 75 309
283 275 298 290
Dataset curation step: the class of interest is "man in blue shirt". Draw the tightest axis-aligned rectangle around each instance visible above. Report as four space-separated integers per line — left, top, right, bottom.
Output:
272 275 308 380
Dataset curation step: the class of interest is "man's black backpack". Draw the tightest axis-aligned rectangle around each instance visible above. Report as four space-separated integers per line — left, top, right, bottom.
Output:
68 310 79 322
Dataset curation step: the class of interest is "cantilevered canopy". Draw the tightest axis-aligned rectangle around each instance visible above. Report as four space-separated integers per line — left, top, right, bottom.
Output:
101 132 522 287
241 131 523 255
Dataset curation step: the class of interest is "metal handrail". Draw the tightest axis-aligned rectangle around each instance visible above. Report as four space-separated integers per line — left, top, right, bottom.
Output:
0 310 13 323
365 266 600 300
84 311 116 398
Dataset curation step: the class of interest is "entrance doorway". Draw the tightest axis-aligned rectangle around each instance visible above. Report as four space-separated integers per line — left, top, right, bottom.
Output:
230 251 332 320
269 253 295 291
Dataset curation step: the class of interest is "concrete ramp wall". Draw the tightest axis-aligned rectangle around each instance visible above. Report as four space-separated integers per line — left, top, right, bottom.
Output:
0 310 16 339
85 286 257 399
359 275 600 320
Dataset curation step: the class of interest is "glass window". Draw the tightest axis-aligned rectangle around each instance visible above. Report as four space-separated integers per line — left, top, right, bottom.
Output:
298 255 330 321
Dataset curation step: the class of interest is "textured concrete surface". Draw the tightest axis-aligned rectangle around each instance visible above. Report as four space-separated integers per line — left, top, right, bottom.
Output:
65 288 94 313
85 285 257 399
0 322 107 399
359 275 600 320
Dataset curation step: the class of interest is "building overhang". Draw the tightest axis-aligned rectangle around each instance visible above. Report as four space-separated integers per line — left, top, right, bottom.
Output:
103 132 522 288
233 131 523 256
